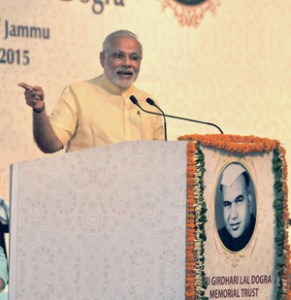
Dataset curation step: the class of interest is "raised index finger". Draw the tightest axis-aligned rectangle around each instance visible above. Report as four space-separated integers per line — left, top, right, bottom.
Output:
18 82 33 90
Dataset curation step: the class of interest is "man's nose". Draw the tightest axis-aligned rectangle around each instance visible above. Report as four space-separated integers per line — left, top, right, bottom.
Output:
122 55 132 67
230 204 238 219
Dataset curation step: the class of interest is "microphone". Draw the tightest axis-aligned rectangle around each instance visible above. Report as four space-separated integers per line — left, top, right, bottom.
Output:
129 95 138 105
130 95 224 134
130 95 167 141
146 99 168 141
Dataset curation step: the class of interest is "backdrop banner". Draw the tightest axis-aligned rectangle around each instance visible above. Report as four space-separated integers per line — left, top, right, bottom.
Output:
178 134 291 300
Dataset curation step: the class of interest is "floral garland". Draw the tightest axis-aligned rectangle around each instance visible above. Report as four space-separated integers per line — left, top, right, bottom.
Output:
179 134 280 153
273 146 291 300
185 142 207 300
185 142 196 299
178 134 291 300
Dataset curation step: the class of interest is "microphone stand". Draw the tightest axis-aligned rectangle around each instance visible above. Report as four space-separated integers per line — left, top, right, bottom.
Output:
146 98 167 141
129 96 224 134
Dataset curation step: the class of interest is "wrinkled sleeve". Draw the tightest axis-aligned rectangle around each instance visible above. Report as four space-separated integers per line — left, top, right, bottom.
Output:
49 86 78 147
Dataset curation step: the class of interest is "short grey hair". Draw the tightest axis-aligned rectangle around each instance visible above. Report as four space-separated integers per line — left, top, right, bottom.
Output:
102 30 142 52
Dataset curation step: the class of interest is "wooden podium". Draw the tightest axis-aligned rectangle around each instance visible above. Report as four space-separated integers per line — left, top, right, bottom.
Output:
9 137 291 299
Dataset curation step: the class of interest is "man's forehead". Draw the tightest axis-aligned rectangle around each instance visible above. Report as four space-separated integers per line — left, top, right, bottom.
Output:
110 37 141 50
221 163 246 187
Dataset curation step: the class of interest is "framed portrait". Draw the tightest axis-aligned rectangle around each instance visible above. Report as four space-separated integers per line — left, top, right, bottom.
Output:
215 162 257 252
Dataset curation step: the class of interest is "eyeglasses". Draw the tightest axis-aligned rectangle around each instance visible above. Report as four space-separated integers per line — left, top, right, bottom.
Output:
108 50 142 63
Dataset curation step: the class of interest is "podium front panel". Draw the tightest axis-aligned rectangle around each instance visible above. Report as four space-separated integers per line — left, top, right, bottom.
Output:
9 141 187 300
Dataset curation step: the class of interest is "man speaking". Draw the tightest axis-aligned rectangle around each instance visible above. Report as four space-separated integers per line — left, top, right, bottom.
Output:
18 30 163 153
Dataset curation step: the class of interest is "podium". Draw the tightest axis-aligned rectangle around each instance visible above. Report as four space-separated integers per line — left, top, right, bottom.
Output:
9 141 188 300
9 137 291 299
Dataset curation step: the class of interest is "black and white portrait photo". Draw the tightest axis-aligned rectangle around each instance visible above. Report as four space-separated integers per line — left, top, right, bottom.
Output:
215 162 257 252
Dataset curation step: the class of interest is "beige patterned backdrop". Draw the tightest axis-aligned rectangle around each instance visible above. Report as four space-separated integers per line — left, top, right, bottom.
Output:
0 0 290 244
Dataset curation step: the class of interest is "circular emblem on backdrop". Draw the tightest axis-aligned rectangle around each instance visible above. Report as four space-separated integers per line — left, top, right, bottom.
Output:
175 0 207 5
160 0 221 27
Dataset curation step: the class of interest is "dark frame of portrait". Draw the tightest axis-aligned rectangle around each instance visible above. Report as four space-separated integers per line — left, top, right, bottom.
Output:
214 161 257 252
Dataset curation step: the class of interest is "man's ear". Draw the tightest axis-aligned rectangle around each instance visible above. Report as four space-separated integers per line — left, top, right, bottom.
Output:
100 52 105 68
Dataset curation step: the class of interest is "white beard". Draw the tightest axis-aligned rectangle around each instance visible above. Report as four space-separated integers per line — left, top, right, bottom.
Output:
104 65 139 89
